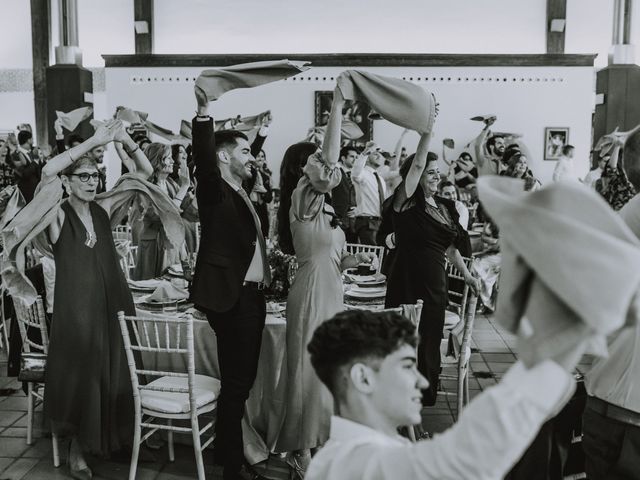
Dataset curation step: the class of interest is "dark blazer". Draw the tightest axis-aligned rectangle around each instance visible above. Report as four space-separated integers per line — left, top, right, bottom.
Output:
190 117 258 313
331 165 356 224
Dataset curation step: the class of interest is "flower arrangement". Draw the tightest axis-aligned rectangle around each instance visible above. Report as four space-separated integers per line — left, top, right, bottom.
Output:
265 248 297 302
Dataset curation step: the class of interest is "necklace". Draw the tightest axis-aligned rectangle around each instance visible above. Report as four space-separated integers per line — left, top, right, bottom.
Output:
85 230 97 248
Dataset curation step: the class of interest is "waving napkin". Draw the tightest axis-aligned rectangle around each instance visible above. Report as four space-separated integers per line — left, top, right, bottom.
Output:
116 107 148 125
146 281 189 303
478 176 640 367
55 106 93 131
180 120 192 140
336 70 436 134
195 59 310 101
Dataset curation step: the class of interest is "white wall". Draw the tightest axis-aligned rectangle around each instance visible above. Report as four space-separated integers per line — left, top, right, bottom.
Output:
104 64 594 188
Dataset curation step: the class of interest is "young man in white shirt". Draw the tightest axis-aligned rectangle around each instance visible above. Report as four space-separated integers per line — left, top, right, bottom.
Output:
306 309 582 480
552 144 576 182
351 145 387 245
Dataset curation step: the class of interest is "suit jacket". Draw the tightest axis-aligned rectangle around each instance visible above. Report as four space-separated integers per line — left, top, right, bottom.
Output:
331 165 356 223
190 117 259 313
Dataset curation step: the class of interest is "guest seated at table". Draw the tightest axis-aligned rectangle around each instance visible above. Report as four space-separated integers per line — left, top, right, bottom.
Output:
385 132 478 407
305 309 582 480
275 80 375 478
452 152 477 189
133 142 194 279
472 220 501 313
582 151 608 189
438 181 469 231
500 152 541 191
170 143 199 254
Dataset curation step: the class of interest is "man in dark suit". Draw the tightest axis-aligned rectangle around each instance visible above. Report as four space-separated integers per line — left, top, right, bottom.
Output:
331 146 358 242
191 87 270 480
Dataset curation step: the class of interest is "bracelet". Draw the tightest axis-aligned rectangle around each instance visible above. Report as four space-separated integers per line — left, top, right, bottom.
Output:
126 144 140 155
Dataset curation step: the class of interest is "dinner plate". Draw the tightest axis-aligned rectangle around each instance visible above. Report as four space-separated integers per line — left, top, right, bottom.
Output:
266 302 286 314
135 294 188 307
345 286 387 299
128 278 164 292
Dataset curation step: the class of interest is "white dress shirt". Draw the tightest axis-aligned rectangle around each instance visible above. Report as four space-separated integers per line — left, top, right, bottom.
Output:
306 360 575 480
352 165 387 217
552 156 576 182
585 194 640 412
455 200 469 231
223 178 264 283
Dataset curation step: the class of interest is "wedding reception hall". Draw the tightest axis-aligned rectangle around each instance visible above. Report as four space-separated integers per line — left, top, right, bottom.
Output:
1 1 640 479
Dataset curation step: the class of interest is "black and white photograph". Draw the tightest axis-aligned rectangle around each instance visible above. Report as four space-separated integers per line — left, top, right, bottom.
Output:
544 126 570 160
1 1 640 479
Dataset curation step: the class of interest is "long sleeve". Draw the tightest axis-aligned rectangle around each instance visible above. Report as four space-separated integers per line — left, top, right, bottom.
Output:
55 137 66 154
250 127 268 158
307 361 575 480
192 116 223 204
291 152 342 222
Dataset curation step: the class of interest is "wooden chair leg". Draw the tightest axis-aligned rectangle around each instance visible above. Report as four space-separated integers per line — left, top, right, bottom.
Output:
464 370 470 406
52 432 60 467
457 367 464 418
128 424 141 480
191 417 206 480
26 383 33 445
167 419 175 462
408 426 417 442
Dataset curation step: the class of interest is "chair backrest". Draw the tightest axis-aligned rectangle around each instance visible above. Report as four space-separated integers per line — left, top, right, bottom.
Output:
113 225 132 242
14 296 49 354
380 300 424 332
449 293 478 366
195 222 201 253
446 257 473 320
345 243 385 274
118 312 199 416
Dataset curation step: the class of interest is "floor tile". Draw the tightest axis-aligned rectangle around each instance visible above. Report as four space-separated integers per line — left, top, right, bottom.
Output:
0 457 39 479
0 436 30 458
0 410 25 428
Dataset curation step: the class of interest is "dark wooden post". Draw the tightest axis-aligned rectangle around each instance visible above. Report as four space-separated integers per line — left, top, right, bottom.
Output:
134 0 154 54
546 0 567 54
30 0 51 147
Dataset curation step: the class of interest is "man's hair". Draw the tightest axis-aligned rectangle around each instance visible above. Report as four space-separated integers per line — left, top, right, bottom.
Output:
17 130 32 145
214 130 249 155
439 180 458 194
339 146 358 160
307 310 418 397
67 134 84 147
562 144 574 155
486 135 505 152
623 129 640 191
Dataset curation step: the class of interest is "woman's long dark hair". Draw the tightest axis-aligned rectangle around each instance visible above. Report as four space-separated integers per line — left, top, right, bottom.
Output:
276 142 319 255
395 152 438 212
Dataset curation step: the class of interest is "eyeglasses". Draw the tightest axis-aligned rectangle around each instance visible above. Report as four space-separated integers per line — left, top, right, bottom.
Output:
70 172 100 183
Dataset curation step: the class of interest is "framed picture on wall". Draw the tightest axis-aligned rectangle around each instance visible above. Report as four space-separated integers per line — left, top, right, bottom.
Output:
314 91 373 147
544 127 570 160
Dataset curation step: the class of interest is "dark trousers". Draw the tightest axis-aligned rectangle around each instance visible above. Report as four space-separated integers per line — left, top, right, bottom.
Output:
583 399 640 479
205 286 266 471
355 216 381 245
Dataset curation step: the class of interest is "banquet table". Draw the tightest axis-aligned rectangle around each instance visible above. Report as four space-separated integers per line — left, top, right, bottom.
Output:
131 276 385 465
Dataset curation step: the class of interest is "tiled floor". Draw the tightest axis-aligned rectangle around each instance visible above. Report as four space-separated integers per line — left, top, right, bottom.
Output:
0 313 592 479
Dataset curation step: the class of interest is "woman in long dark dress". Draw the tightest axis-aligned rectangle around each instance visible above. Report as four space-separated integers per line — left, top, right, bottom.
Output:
385 132 479 407
41 121 153 478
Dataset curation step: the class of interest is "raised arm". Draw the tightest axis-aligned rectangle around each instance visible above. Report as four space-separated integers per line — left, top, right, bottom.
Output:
41 120 118 180
391 128 409 172
250 112 272 158
113 124 153 179
322 83 345 167
192 85 224 203
53 119 66 154
403 131 432 198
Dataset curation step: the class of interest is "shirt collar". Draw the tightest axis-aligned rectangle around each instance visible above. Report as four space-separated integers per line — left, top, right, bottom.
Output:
223 176 243 192
329 416 408 446
17 146 30 156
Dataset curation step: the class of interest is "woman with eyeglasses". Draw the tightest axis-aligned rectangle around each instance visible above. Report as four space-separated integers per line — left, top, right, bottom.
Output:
34 120 153 478
385 136 479 408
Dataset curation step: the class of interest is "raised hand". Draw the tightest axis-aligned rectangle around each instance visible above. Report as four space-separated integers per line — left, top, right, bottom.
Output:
92 119 119 146
54 119 63 136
